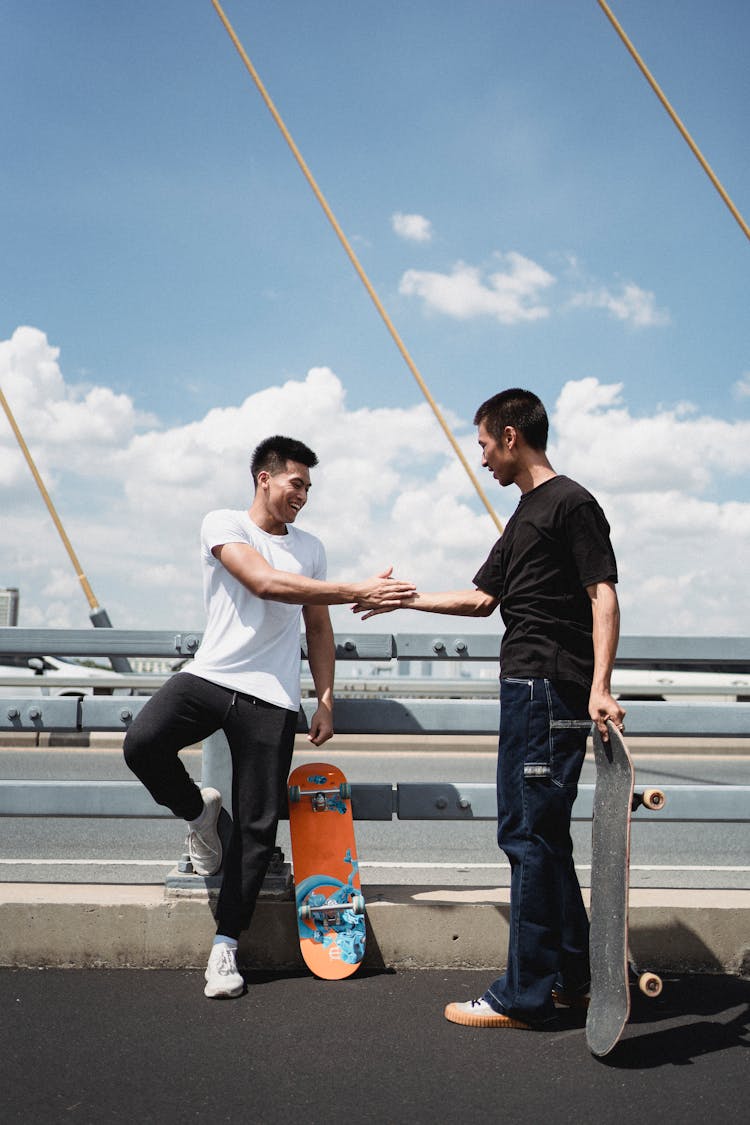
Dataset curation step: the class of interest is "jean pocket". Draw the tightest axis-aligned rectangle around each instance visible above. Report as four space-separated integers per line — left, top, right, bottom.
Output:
547 723 590 788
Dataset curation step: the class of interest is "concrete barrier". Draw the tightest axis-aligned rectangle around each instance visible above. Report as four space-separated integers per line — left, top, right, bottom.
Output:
2 883 748 977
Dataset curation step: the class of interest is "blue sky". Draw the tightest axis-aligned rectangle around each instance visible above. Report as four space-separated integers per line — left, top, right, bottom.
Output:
1 1 748 634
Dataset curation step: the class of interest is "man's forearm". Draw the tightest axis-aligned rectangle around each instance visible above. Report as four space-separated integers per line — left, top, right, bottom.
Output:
589 582 620 693
587 581 626 734
214 544 415 608
303 606 336 746
304 614 335 709
308 644 334 709
388 589 499 617
257 571 364 607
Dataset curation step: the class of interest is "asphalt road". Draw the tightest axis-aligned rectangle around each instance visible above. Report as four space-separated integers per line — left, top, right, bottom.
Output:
1 739 748 889
2 967 748 1124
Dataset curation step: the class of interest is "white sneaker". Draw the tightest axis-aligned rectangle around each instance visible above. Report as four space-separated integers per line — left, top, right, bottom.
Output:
186 787 222 876
204 942 244 999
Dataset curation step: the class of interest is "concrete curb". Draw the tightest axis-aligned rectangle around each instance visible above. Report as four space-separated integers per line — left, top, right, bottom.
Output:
1 884 748 976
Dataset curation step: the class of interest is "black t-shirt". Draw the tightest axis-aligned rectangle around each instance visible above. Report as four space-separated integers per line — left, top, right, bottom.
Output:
473 475 618 687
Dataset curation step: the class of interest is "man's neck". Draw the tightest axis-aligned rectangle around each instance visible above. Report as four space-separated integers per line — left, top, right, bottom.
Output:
515 457 556 495
247 503 288 536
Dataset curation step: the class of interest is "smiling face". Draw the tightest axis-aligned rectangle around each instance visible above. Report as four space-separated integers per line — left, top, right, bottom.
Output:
254 460 312 533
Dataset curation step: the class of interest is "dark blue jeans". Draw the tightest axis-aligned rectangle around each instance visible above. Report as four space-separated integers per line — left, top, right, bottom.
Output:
123 673 298 939
484 677 591 1024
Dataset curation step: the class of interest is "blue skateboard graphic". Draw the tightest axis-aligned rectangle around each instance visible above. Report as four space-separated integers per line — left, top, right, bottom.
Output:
296 852 366 964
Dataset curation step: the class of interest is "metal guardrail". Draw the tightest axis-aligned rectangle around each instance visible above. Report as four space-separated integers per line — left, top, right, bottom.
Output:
3 671 749 698
2 628 750 667
2 695 750 737
1 779 748 823
0 629 747 832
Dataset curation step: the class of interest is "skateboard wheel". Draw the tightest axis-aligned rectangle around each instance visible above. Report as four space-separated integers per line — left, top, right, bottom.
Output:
642 788 665 811
638 972 663 997
288 785 301 804
339 782 351 800
351 894 365 915
300 904 312 921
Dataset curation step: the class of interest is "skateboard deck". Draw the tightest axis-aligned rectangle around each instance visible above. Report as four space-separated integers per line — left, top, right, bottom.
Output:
586 722 664 1057
288 762 366 979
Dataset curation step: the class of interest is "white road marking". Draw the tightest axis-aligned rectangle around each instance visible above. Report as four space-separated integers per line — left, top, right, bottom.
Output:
359 861 750 872
2 858 747 873
0 858 174 866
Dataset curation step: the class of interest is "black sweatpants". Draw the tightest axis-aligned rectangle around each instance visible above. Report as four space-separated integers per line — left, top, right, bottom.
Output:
123 672 298 939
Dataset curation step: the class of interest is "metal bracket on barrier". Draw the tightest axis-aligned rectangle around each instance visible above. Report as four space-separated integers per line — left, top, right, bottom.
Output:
80 697 151 731
397 783 497 820
173 633 202 656
1 697 80 731
301 634 395 661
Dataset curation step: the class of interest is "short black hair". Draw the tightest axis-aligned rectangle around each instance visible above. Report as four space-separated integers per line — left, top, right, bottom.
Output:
250 435 319 485
473 388 549 451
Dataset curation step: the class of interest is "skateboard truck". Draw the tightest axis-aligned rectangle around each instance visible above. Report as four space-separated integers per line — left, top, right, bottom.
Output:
300 894 366 923
289 782 352 807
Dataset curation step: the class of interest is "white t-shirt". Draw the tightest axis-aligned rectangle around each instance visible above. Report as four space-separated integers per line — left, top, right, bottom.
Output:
184 509 327 710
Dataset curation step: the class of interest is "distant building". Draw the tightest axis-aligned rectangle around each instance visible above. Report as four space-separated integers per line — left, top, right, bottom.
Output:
0 588 19 627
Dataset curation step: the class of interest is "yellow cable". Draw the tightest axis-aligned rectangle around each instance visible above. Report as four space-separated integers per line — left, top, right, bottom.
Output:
209 0 504 534
598 0 749 242
0 384 100 611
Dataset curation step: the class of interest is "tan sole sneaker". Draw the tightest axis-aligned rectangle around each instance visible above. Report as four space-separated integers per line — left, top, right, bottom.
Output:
444 999 532 1029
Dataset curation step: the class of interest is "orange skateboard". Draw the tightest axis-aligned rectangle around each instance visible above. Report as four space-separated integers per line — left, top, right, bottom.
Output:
288 762 366 979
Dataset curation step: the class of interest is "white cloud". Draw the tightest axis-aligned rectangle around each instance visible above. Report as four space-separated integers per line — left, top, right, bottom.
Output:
400 252 554 323
570 282 669 327
0 326 156 484
733 372 750 398
548 378 750 634
391 212 433 243
2 330 749 637
551 377 750 492
397 251 669 331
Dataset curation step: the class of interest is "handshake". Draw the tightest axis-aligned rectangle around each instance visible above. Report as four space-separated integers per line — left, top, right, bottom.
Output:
348 566 419 619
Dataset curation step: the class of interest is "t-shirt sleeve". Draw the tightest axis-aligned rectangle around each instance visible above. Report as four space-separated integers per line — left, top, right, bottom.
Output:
200 510 248 557
566 501 618 587
472 537 504 597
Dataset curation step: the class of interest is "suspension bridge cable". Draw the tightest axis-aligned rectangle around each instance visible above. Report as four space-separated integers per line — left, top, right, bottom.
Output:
209 0 503 534
598 0 749 242
0 384 100 612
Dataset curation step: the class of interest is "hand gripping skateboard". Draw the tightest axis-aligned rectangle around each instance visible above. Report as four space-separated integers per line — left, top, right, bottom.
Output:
288 762 366 979
586 721 665 1057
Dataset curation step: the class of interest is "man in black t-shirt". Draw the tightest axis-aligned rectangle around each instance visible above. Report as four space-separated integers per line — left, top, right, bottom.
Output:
355 388 625 1029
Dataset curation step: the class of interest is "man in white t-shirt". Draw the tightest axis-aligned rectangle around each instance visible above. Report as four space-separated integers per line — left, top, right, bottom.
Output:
124 435 415 998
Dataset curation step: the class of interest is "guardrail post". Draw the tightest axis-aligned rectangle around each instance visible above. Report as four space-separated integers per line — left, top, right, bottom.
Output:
201 730 233 816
